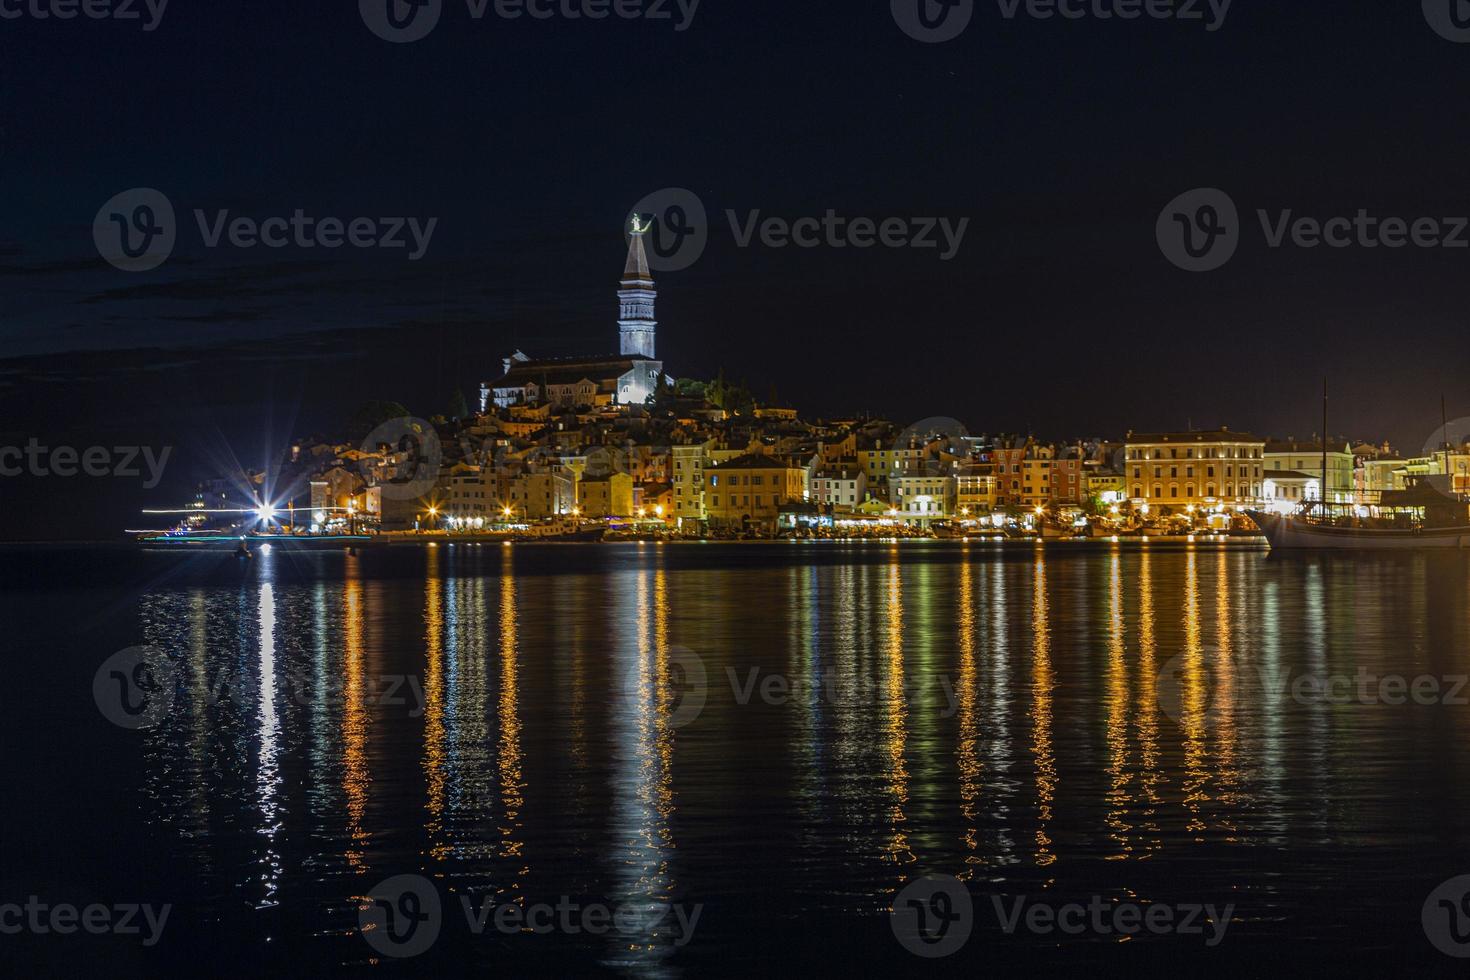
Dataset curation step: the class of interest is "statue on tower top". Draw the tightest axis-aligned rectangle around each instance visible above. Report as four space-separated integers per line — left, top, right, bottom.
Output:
630 213 651 235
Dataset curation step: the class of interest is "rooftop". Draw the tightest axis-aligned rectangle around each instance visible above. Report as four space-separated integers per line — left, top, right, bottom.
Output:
1126 428 1263 444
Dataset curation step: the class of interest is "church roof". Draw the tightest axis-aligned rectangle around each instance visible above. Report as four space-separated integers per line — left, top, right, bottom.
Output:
495 355 655 389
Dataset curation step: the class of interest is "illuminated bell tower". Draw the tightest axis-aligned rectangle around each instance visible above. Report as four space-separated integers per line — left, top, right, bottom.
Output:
618 215 657 359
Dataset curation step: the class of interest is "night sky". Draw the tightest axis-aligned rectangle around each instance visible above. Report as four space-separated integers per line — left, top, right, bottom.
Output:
3 0 1470 537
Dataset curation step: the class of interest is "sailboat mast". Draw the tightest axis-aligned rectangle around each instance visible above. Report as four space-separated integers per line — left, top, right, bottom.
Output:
1322 378 1328 510
1442 395 1450 478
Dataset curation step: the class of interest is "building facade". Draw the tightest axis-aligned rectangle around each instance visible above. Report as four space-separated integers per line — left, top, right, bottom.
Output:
1124 429 1266 509
705 454 807 532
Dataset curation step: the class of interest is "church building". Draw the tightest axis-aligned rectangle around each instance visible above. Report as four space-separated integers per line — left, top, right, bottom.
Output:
481 217 666 412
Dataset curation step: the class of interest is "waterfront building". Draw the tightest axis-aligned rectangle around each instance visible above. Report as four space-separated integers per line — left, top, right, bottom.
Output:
577 472 634 518
309 465 364 517
1021 445 1054 507
858 440 923 489
1049 445 1087 505
671 440 715 525
1123 429 1266 509
891 474 956 526
705 454 807 533
1264 439 1353 503
444 462 495 523
988 440 1030 509
810 464 867 512
509 470 575 520
954 464 997 515
1261 470 1320 513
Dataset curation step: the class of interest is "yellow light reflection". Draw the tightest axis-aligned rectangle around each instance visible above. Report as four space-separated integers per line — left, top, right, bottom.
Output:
955 547 982 878
342 555 369 872
1104 548 1134 858
882 547 912 866
423 545 447 860
1030 550 1056 869
497 547 527 888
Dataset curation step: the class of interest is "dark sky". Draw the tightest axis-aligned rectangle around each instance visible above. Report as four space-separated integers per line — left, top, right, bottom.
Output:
2 0 1469 536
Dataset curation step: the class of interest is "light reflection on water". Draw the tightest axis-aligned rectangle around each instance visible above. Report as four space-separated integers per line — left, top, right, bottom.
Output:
112 541 1470 972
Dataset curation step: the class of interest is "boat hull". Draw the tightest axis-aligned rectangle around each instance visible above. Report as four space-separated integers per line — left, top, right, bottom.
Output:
1246 511 1470 550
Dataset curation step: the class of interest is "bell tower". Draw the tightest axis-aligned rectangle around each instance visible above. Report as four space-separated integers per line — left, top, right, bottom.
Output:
618 215 657 359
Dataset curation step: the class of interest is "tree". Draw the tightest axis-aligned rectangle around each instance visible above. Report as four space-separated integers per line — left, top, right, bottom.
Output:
446 388 469 420
347 400 412 443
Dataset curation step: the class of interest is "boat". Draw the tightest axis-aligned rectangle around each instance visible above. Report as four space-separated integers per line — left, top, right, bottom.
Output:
137 530 375 551
1248 386 1470 550
1248 476 1470 550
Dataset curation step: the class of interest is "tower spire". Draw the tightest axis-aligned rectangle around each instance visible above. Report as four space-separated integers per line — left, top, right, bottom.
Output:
619 215 657 358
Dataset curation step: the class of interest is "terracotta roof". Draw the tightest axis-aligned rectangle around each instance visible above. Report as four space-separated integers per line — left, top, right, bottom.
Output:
495 356 653 389
1126 429 1263 444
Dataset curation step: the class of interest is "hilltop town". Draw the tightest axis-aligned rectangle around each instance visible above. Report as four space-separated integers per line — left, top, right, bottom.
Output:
182 220 1469 541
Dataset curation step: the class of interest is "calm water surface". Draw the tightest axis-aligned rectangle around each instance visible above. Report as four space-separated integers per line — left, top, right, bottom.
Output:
6 541 1470 975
